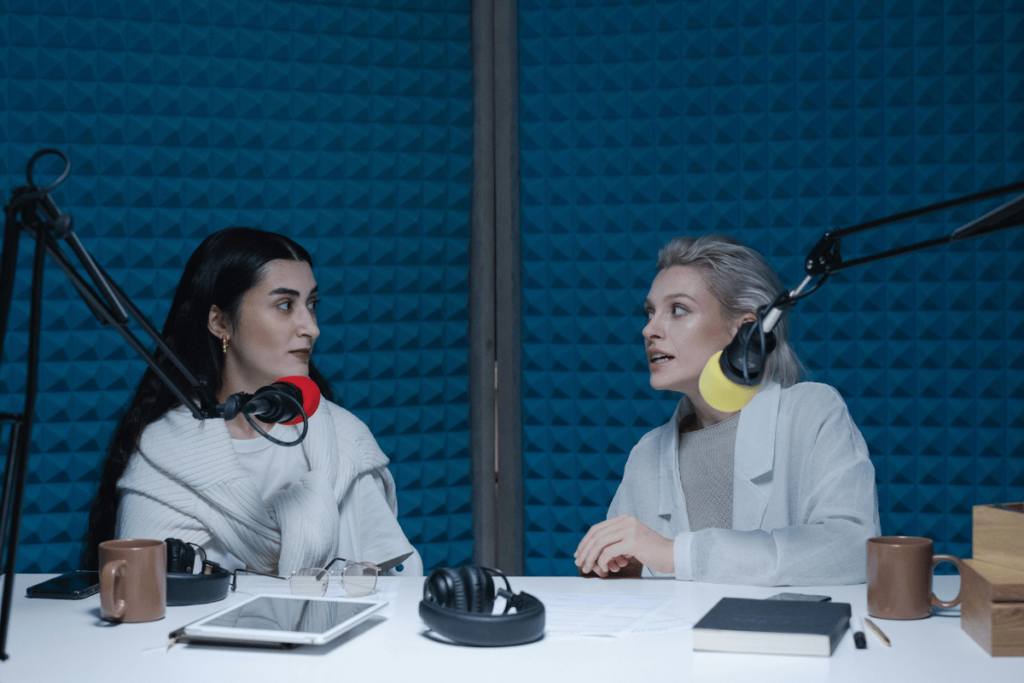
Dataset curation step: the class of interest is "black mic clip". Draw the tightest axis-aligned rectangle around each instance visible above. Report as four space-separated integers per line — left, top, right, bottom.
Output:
214 383 309 447
217 392 250 421
217 383 302 424
805 231 843 276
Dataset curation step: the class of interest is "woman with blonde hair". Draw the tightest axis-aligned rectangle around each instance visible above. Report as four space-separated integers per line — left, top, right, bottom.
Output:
575 233 879 586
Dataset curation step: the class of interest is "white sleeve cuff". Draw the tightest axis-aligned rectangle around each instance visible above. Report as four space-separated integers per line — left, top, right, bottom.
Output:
673 531 695 581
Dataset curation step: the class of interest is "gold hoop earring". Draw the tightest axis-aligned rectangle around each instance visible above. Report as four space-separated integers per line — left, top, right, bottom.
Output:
222 336 228 354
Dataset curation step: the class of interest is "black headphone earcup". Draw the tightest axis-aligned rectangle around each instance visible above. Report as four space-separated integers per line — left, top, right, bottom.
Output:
164 538 195 574
444 567 469 612
458 565 488 613
423 569 448 606
482 571 495 613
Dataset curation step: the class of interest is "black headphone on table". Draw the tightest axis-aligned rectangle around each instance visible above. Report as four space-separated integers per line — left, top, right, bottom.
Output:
419 565 545 646
165 538 231 606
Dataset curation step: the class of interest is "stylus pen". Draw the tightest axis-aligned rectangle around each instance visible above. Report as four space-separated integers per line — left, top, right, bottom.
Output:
851 616 867 649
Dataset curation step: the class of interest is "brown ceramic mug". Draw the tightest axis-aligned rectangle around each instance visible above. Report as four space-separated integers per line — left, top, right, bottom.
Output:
99 539 166 623
866 536 963 620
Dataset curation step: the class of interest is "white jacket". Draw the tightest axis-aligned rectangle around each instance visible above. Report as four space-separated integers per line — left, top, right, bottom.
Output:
608 382 880 586
116 400 421 576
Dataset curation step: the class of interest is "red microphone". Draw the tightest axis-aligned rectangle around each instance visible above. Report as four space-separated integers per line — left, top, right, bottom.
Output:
274 375 321 425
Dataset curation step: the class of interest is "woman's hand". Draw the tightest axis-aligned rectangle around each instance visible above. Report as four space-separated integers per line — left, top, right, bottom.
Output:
577 555 643 579
574 514 674 577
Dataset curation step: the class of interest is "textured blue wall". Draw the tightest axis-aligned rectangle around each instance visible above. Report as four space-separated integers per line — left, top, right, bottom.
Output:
520 0 1024 575
0 0 473 572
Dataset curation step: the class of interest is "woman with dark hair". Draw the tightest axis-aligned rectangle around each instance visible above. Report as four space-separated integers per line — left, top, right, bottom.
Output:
574 234 879 586
82 228 421 577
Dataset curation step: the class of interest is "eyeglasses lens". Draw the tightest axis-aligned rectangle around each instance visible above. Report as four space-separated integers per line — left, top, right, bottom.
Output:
341 563 377 597
289 567 330 596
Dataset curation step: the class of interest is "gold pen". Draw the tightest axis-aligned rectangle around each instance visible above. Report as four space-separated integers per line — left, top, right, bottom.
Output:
863 617 891 647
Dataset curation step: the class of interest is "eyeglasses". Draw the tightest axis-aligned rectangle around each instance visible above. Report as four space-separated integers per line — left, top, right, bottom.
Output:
231 557 379 597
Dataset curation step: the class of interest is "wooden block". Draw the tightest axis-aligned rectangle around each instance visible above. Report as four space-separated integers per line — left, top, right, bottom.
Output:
961 559 1024 657
973 503 1024 572
963 560 1024 602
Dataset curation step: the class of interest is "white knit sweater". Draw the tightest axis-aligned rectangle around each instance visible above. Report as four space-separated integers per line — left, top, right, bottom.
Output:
115 400 419 576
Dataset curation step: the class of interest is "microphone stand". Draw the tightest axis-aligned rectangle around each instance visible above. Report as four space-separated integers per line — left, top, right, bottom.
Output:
0 150 222 659
731 180 1024 385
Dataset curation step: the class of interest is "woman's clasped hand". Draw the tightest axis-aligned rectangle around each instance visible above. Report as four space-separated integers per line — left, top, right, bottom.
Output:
574 514 674 577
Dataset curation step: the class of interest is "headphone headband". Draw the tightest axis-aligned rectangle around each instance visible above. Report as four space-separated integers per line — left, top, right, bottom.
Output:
419 565 545 647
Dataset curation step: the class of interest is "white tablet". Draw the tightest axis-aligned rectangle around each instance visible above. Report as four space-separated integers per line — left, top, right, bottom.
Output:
183 594 386 646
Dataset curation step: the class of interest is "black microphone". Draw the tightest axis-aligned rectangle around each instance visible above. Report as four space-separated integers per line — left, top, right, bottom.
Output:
226 383 302 424
719 319 777 387
218 376 321 425
697 306 783 412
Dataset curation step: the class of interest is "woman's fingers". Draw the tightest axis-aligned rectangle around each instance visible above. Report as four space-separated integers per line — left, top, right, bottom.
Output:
576 522 620 573
576 516 636 573
574 518 612 566
574 514 629 562
577 518 671 577
607 554 629 572
575 515 674 576
590 529 630 570
595 541 630 573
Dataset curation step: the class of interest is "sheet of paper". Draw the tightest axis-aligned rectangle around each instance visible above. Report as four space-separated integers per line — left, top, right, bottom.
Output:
624 596 695 635
530 592 693 638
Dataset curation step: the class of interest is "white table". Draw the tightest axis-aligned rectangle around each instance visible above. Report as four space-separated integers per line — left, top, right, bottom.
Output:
2 574 1017 683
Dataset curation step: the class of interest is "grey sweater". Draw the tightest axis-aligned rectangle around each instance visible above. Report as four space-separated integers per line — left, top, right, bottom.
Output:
678 414 739 532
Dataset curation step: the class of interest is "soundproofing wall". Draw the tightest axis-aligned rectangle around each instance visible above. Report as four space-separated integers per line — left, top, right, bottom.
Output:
520 0 1024 575
0 0 473 572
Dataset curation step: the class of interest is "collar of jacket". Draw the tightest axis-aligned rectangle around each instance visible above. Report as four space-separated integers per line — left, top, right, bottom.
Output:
656 382 781 531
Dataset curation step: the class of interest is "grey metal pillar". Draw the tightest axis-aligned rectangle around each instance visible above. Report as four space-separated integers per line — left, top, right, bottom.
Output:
470 0 521 575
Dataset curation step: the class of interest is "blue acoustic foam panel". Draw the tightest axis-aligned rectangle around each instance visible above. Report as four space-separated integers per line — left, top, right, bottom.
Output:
0 0 473 572
520 0 1024 575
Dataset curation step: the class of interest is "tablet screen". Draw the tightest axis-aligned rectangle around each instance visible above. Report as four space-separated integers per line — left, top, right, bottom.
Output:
203 596 376 635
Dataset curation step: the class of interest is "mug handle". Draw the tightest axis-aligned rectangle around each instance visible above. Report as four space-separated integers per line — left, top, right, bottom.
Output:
930 554 963 609
100 559 128 620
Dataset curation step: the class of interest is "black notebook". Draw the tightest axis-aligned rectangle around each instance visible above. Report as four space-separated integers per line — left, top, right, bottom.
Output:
693 597 851 656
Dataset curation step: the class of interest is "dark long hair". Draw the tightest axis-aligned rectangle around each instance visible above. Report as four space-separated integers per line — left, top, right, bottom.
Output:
80 228 334 569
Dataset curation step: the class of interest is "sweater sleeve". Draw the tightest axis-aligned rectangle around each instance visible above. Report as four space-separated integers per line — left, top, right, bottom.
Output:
327 402 421 576
335 469 421 575
688 389 880 586
116 489 211 546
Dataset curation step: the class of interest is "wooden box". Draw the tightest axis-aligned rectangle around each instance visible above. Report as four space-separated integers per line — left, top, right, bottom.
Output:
961 559 1024 657
973 503 1024 572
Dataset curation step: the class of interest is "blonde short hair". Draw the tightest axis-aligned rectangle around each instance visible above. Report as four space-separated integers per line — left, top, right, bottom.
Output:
656 234 805 387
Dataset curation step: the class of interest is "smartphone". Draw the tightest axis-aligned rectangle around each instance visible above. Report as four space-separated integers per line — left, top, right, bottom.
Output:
26 570 100 600
766 592 832 602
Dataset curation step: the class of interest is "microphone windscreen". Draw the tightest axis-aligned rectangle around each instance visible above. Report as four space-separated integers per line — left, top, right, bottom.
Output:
276 375 321 425
698 350 760 412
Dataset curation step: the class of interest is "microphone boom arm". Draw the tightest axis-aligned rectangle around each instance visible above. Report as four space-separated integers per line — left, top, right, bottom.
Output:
8 226 220 419
802 180 1024 278
715 179 1024 393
